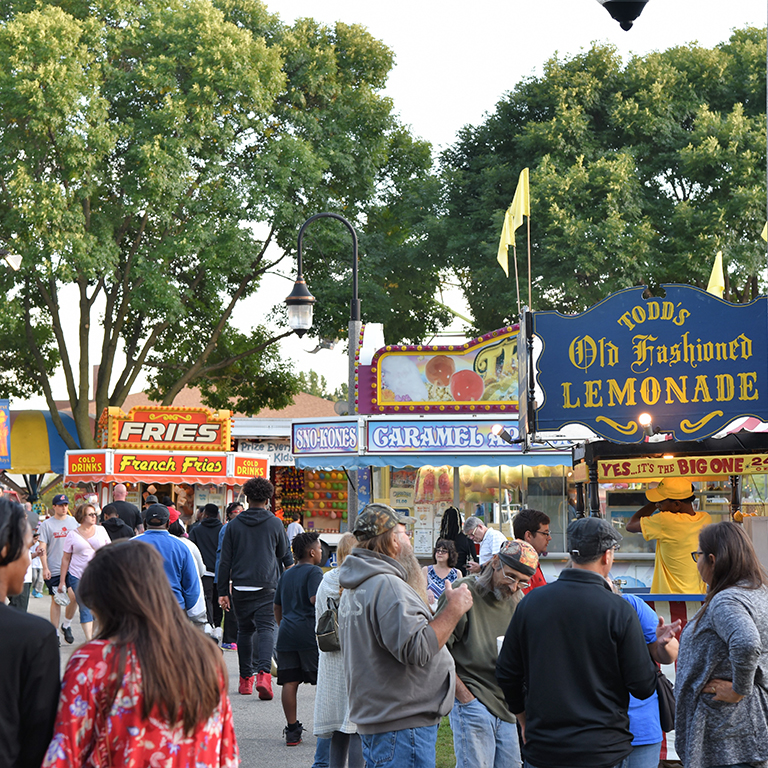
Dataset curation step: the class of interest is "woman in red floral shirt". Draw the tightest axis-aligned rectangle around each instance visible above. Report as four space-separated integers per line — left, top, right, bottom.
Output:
42 540 238 767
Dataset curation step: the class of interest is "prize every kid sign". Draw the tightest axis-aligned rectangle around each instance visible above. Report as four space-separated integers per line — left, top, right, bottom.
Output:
530 285 768 443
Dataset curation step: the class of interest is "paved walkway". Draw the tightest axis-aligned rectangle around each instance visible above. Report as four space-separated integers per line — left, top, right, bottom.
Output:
25 593 322 767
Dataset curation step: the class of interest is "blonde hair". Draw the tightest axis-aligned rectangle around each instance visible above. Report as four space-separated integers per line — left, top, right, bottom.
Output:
336 532 356 565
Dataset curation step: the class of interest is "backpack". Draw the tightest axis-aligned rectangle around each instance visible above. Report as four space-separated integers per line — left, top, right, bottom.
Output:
316 596 341 652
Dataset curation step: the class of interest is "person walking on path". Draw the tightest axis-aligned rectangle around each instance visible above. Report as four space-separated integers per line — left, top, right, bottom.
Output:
314 532 361 768
38 494 78 645
218 477 293 699
189 503 224 630
58 502 111 641
439 506 477 576
422 538 460 608
101 504 135 541
42 541 238 767
110 483 143 533
274 531 324 747
217 501 243 651
0 497 60 768
339 503 473 768
497 517 658 768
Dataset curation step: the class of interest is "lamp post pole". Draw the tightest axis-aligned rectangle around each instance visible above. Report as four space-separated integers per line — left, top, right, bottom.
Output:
286 212 362 529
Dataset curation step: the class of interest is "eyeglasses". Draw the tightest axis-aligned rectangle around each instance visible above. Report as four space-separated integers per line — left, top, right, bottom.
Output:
499 570 529 588
536 529 552 538
691 550 704 563
87 512 99 517
434 548 448 554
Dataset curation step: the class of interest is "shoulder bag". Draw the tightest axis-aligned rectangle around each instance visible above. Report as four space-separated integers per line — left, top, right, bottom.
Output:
316 596 341 652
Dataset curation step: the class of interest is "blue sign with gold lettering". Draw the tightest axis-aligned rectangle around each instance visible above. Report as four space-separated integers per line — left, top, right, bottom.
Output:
532 285 768 443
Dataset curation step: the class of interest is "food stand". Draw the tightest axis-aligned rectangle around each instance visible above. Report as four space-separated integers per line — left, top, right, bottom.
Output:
519 284 768 761
64 405 267 520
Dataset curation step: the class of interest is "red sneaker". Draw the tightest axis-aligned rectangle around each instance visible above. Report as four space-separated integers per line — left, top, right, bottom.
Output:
256 671 273 700
238 675 254 695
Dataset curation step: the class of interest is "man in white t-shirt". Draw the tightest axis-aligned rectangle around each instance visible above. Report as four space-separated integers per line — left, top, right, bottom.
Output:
463 516 508 573
38 494 78 643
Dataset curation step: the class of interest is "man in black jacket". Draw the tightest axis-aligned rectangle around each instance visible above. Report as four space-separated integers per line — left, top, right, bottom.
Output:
101 505 135 541
496 517 657 768
189 503 223 633
218 477 293 701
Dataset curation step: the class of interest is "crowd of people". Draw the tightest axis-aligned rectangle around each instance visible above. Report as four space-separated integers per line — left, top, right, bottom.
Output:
1 482 767 768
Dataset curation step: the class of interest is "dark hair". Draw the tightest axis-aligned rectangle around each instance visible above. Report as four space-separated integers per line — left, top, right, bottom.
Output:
696 521 767 621
168 520 186 537
242 477 274 504
225 502 243 521
512 508 550 540
78 541 225 735
102 504 118 519
433 538 458 567
75 502 96 525
202 503 219 519
0 498 28 566
292 531 320 560
440 506 462 540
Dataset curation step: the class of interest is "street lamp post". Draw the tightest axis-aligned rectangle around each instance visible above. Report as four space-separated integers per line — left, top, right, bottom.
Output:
0 248 22 272
285 212 362 529
596 0 649 31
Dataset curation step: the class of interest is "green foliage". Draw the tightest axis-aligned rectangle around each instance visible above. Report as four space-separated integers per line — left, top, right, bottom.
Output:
439 28 767 330
0 0 443 445
295 370 348 402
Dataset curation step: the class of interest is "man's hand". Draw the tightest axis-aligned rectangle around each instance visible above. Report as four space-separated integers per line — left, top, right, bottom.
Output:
467 561 481 574
218 595 230 612
455 677 476 705
655 616 681 645
43 567 51 581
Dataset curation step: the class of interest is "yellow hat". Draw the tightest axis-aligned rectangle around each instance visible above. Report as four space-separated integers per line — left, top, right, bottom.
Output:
646 478 695 502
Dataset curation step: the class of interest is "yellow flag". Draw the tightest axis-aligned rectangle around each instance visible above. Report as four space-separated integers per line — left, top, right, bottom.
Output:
496 168 530 277
761 222 767 242
706 251 725 298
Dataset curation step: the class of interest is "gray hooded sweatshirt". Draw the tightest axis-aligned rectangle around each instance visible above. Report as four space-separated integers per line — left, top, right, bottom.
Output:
338 548 456 734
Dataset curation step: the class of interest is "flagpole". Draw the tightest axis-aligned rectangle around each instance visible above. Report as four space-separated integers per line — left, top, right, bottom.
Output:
512 245 521 318
526 213 532 309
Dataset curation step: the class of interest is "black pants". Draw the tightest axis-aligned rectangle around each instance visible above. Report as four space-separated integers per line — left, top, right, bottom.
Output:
231 588 276 678
202 576 223 628
8 583 30 612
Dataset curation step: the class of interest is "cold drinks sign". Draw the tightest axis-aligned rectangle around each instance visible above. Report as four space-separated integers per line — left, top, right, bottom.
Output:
530 285 768 443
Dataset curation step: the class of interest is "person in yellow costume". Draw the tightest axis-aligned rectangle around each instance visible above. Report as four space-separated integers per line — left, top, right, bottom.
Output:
626 478 711 594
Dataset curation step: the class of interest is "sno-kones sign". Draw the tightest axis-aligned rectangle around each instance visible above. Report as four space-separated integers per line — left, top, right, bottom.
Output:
532 285 768 443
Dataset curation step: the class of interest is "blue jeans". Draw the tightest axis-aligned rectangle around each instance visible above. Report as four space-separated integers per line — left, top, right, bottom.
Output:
360 725 439 768
66 574 94 624
627 743 661 768
312 736 331 768
231 588 276 678
525 761 628 768
449 697 521 768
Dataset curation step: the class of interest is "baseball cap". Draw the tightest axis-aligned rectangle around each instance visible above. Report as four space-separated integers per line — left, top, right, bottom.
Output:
168 506 180 525
144 495 158 505
497 539 539 577
144 504 170 525
52 494 69 506
646 478 695 502
567 517 622 558
353 503 414 541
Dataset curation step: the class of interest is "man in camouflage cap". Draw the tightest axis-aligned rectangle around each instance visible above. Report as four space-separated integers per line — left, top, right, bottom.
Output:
339 503 473 768
437 538 538 768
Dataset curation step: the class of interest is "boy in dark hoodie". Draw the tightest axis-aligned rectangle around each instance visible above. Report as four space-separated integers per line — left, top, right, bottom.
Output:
188 503 223 633
274 531 324 747
217 477 293 700
101 505 135 541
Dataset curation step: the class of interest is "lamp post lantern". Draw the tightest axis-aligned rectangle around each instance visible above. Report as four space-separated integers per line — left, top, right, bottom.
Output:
286 211 362 527
596 0 650 30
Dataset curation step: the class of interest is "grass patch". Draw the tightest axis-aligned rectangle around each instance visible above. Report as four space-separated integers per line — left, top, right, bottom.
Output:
436 716 455 768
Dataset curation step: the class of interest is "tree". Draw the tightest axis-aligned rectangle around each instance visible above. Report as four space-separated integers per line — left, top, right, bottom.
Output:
438 28 767 333
0 0 446 447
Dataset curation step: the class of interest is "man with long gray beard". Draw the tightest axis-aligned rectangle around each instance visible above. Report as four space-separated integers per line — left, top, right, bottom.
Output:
438 539 538 768
339 504 473 768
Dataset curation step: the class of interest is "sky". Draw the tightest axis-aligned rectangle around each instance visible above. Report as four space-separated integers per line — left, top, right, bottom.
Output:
15 0 768 410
